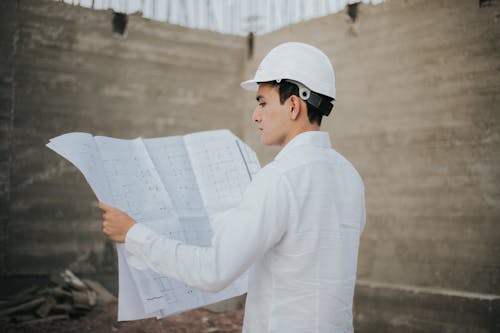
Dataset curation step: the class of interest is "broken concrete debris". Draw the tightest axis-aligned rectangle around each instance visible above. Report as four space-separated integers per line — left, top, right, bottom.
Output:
0 270 116 326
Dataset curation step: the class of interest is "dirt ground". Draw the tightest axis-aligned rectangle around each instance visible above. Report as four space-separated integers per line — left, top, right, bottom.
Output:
3 301 244 333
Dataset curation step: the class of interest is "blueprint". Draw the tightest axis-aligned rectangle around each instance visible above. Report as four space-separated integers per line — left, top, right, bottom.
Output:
46 129 260 320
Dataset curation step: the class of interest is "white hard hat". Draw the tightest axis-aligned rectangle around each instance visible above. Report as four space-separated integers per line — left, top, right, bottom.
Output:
240 42 336 100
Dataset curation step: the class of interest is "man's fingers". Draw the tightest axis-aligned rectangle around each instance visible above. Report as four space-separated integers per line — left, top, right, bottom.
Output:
103 220 115 228
102 211 117 220
98 201 113 211
99 204 132 244
102 221 115 236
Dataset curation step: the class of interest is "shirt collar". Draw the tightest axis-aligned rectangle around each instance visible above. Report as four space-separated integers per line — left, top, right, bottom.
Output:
275 131 332 161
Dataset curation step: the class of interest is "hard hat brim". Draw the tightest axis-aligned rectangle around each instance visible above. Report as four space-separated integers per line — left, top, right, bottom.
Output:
240 79 259 92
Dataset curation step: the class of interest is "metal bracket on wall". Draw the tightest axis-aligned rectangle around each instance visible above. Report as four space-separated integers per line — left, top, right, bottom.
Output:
112 12 128 37
479 0 496 7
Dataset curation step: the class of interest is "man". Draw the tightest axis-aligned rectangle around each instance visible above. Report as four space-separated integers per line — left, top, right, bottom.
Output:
100 42 366 332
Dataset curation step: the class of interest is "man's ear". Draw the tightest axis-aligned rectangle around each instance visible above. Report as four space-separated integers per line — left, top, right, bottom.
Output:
289 95 301 121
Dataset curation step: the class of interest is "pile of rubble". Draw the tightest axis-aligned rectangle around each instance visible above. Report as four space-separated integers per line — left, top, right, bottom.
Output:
0 270 116 326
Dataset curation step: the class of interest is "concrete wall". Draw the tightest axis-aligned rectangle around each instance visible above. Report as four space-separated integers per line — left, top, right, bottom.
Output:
241 0 500 331
0 0 245 288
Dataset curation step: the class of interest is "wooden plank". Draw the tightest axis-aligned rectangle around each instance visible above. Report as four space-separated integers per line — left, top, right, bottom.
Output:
0 286 40 310
0 297 45 317
17 314 69 325
82 279 116 304
35 296 56 318
60 270 86 291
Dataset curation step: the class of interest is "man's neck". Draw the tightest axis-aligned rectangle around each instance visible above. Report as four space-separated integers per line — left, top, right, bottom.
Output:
281 124 320 147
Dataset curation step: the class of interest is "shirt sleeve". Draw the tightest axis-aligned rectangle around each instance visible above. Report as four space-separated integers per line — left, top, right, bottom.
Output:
124 164 293 292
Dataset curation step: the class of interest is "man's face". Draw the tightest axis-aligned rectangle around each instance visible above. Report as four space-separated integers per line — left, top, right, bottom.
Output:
252 83 291 146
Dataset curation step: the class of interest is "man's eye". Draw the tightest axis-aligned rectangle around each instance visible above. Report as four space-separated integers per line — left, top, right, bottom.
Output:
259 103 266 107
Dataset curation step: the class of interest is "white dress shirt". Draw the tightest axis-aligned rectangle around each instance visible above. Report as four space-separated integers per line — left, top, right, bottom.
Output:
125 130 366 332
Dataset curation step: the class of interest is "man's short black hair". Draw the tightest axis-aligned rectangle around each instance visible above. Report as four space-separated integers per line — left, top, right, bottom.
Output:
268 80 330 126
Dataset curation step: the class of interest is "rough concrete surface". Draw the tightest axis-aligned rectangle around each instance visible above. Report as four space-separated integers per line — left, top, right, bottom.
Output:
0 0 245 278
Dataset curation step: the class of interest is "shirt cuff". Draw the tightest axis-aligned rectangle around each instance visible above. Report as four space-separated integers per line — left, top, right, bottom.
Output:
125 223 155 257
124 223 182 277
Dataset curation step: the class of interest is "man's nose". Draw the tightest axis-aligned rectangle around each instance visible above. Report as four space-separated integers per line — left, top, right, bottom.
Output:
252 107 261 123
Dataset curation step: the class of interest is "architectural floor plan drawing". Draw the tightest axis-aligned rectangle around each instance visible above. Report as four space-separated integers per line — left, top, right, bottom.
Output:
47 129 260 320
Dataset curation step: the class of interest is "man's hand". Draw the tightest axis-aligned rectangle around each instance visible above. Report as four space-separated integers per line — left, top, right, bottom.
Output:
98 202 137 243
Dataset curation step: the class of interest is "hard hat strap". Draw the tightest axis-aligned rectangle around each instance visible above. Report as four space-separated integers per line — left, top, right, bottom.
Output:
285 80 311 100
307 92 334 116
285 79 334 116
